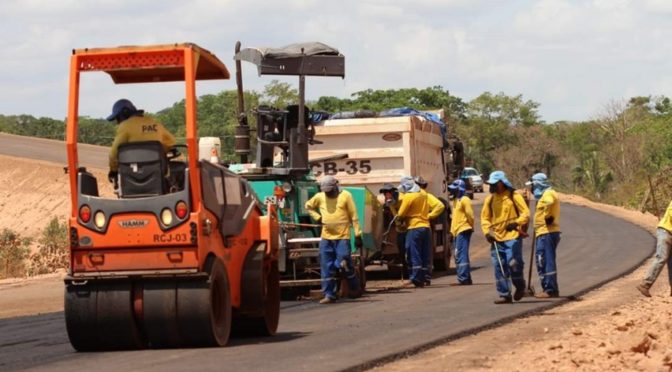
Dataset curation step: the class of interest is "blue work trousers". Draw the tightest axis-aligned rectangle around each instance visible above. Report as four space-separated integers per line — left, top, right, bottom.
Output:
320 239 359 300
535 232 561 295
643 228 672 287
454 230 473 283
406 227 431 285
490 238 525 297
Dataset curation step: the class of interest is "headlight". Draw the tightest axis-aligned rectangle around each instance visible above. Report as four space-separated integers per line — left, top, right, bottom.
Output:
161 208 173 226
94 211 106 228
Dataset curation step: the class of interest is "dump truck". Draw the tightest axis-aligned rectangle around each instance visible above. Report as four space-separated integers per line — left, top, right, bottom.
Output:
309 113 464 272
226 42 379 296
64 43 279 350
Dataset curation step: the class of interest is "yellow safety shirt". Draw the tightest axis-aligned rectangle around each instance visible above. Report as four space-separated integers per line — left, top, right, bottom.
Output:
451 195 474 237
396 190 430 230
109 116 176 171
534 188 561 237
305 190 362 240
424 190 446 220
658 201 672 232
481 191 530 242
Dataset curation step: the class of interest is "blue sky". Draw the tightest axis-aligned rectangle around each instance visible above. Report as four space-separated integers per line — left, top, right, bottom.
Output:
0 0 670 122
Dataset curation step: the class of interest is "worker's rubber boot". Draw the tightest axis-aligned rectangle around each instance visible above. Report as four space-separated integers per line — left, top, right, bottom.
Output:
319 296 336 304
513 285 525 301
493 296 513 304
636 283 652 297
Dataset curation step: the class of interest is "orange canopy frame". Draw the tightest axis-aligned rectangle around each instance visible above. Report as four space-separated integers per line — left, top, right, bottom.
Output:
72 43 230 82
66 43 230 215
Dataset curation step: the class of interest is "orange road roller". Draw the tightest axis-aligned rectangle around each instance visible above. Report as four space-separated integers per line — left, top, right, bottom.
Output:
64 43 279 350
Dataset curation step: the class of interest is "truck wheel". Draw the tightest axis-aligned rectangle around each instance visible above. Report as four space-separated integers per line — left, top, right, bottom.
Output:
339 254 365 298
358 247 367 290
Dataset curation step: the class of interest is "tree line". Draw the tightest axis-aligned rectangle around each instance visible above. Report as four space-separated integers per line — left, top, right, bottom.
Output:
1 82 671 215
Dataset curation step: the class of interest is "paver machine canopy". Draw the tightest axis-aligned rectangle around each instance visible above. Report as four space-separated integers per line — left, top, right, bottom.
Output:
230 42 373 295
64 43 279 350
233 41 345 173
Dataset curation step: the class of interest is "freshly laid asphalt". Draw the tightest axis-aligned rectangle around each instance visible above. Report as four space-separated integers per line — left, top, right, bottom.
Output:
0 134 656 371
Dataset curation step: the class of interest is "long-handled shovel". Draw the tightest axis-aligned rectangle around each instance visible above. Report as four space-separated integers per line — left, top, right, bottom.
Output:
493 241 514 297
526 195 537 296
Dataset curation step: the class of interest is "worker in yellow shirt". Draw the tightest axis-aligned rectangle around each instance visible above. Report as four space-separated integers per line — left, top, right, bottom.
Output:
526 173 561 298
637 200 672 297
448 179 474 285
397 176 430 287
481 170 530 304
305 176 363 304
414 176 445 286
106 99 176 182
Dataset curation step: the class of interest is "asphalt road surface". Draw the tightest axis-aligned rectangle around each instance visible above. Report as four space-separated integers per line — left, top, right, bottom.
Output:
0 134 656 371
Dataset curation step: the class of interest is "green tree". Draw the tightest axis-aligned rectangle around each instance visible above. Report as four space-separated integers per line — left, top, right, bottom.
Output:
457 92 541 175
571 151 614 200
0 229 31 278
261 80 298 108
156 90 261 162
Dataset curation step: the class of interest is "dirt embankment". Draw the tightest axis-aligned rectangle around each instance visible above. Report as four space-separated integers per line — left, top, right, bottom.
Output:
0 155 110 316
380 193 671 372
0 154 110 240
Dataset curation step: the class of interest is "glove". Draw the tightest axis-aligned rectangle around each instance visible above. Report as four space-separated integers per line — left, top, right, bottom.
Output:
505 222 519 232
485 233 496 244
354 236 363 249
545 216 554 225
107 171 118 183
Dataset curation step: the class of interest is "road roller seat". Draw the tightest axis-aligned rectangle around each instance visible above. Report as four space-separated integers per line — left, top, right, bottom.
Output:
117 141 168 198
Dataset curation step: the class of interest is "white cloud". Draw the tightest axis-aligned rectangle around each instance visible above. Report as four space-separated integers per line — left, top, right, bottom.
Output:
0 0 669 122
644 0 672 12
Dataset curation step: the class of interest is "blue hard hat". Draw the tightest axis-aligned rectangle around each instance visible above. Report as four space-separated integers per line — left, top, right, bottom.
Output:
106 99 138 121
486 170 513 189
448 179 466 192
526 172 550 187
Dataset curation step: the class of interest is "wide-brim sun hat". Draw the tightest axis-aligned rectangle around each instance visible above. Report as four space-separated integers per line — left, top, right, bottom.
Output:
486 170 513 189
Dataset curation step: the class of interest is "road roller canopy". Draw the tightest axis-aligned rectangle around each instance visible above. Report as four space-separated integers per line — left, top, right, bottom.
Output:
72 43 230 83
234 42 345 77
